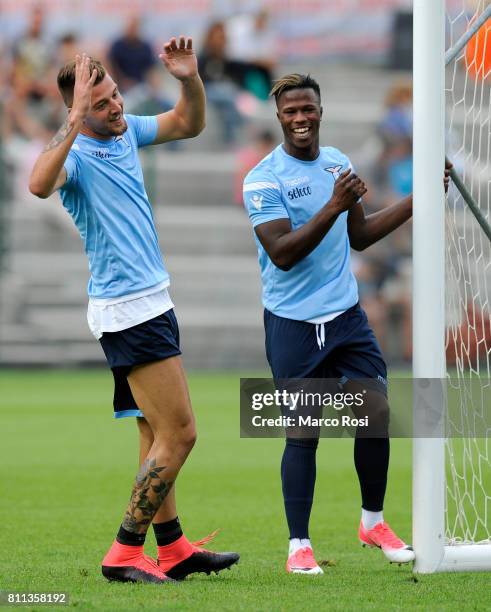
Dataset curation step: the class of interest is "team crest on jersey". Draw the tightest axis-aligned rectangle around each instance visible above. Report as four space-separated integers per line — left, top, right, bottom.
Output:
325 165 343 180
250 194 263 210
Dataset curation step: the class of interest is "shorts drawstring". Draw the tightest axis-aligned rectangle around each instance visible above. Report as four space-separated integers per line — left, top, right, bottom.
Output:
315 323 326 350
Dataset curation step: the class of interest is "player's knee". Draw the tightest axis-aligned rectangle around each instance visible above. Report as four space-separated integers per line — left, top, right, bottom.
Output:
375 401 390 425
178 422 197 455
366 400 390 435
171 427 196 465
155 421 197 460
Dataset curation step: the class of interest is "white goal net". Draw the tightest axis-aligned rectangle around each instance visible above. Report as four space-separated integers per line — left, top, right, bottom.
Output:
445 0 491 547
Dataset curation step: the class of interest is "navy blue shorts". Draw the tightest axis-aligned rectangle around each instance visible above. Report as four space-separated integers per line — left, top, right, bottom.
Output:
99 309 181 419
264 303 387 395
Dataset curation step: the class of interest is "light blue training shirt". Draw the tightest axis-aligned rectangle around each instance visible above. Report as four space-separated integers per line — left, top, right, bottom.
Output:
59 114 168 298
243 144 359 321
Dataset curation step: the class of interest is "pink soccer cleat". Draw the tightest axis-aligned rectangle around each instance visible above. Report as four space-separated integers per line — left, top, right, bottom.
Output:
157 532 239 580
359 521 415 563
286 546 324 575
102 541 175 584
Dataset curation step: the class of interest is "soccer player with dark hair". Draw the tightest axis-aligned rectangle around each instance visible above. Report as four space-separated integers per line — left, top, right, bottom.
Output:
243 73 450 574
29 39 239 584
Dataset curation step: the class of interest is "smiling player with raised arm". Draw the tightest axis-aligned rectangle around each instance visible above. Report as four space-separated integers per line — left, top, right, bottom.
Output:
243 73 451 575
29 37 239 585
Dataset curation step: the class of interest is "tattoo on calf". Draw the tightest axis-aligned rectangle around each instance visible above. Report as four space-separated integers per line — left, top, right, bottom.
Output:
122 458 173 534
43 118 74 152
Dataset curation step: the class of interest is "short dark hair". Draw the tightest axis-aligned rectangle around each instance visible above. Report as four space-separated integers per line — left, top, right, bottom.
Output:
58 33 77 46
270 73 321 105
57 58 106 107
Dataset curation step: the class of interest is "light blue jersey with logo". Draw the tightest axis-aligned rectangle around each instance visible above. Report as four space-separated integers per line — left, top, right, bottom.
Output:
243 144 359 321
59 114 168 298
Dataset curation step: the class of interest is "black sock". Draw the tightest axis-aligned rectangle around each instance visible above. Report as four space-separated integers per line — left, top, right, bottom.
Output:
116 525 146 546
153 517 183 547
354 437 390 511
281 437 318 540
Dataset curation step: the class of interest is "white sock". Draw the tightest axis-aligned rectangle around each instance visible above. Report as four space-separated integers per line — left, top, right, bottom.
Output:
362 509 384 530
289 538 312 555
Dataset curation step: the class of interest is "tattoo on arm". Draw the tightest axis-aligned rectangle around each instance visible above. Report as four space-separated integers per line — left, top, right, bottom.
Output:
43 118 74 152
122 458 173 534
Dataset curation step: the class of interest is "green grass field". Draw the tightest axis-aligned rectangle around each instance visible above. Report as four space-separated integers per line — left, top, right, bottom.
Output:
0 370 489 611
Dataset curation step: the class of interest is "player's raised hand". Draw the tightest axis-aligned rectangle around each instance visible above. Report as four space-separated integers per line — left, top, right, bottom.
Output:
330 168 368 213
159 36 198 81
71 54 98 121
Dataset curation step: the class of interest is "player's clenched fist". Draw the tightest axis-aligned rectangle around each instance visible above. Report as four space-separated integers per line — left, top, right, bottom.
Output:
71 53 98 122
330 168 367 213
159 36 198 81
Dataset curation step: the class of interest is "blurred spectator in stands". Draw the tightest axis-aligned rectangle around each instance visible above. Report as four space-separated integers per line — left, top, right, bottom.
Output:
350 182 394 354
107 15 174 140
379 82 412 145
108 14 156 93
11 5 52 104
198 21 246 145
57 33 80 66
235 128 276 204
227 9 277 100
376 81 413 198
367 81 414 361
4 5 53 141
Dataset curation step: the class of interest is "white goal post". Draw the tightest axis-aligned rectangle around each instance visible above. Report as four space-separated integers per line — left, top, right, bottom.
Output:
413 0 491 573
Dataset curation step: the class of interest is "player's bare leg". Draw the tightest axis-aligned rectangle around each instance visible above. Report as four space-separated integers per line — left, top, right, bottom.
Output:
124 356 196 528
106 356 239 581
137 416 178 523
101 356 196 583
137 416 186 537
348 382 415 564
